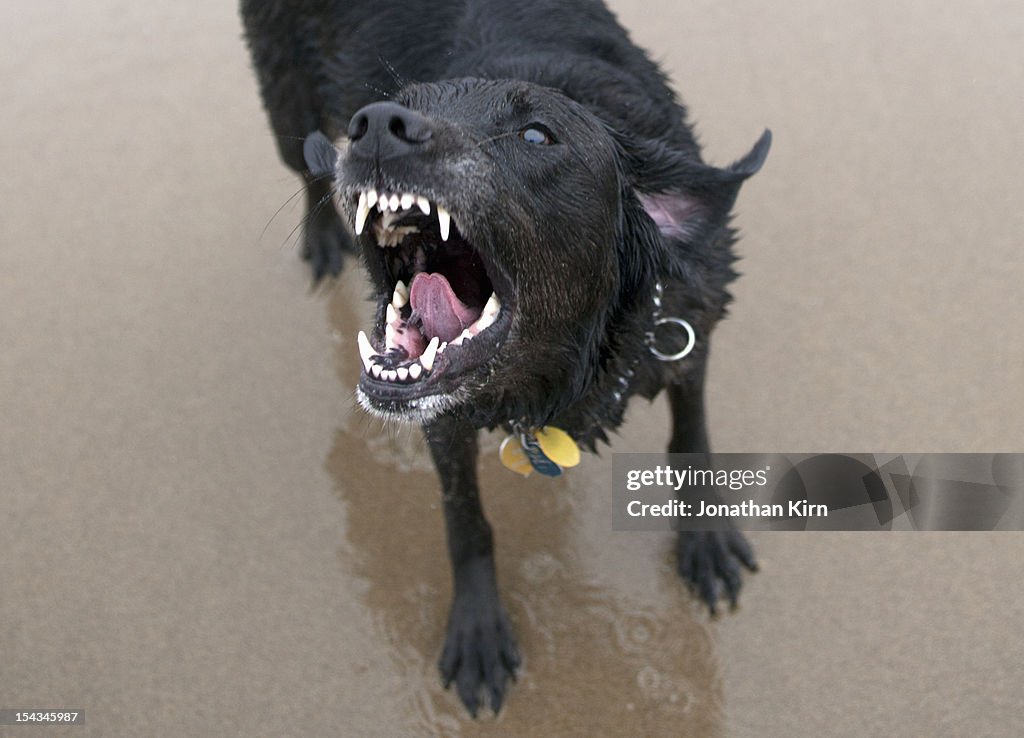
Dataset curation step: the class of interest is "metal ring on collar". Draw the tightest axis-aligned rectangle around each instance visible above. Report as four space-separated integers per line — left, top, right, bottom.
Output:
649 317 696 361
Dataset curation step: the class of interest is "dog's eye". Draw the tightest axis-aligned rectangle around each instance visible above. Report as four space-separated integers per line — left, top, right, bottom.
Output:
520 124 555 145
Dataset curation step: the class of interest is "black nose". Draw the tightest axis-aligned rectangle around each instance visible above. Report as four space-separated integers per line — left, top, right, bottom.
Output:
347 102 433 160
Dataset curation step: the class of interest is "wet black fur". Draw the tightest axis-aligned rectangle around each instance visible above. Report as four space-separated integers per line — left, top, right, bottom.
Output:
242 0 768 717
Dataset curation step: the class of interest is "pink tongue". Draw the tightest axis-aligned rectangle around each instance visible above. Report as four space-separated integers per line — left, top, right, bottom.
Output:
409 272 478 343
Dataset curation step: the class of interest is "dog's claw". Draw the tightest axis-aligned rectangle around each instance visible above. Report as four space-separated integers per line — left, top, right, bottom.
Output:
677 529 757 614
439 595 519 716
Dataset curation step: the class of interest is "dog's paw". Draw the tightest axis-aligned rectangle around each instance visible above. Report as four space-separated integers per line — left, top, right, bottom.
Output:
302 204 354 283
677 529 758 615
439 593 520 717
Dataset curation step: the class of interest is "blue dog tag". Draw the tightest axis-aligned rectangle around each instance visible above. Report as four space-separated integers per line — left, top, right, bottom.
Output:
519 432 563 477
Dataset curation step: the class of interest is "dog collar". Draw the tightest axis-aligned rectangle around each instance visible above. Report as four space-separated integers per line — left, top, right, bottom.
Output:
499 282 696 478
647 281 697 361
602 281 698 408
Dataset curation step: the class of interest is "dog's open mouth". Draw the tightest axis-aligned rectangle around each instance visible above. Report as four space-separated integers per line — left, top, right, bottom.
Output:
348 187 515 410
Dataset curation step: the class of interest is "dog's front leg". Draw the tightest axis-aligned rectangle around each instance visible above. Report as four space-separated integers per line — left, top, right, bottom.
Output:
424 414 520 716
667 364 758 614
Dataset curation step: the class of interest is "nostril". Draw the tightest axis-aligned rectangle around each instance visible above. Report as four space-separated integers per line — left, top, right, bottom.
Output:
347 112 369 141
390 111 431 144
388 116 407 141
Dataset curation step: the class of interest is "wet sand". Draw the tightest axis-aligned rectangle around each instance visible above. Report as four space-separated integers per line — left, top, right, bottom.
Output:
2 1 1022 736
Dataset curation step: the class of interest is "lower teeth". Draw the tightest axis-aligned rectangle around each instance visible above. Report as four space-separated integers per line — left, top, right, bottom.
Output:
356 289 502 383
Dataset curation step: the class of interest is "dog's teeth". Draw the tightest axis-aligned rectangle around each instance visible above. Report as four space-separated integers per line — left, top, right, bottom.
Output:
389 194 400 212
385 322 398 350
474 309 497 333
439 341 448 353
354 191 370 235
437 206 451 241
376 225 417 248
371 363 383 378
356 330 375 371
400 193 414 211
378 194 389 211
367 189 378 207
397 366 409 381
384 369 397 381
409 362 422 380
386 303 398 325
420 336 440 371
416 195 430 215
392 280 409 308
483 292 500 317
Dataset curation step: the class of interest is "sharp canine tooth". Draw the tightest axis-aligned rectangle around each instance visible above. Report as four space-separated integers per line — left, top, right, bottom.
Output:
386 304 398 324
420 336 440 371
385 323 397 349
400 193 414 210
393 280 408 308
483 292 500 316
397 366 409 381
409 363 422 379
355 191 370 235
356 331 374 371
437 207 451 241
416 196 430 215
389 194 400 211
474 310 496 332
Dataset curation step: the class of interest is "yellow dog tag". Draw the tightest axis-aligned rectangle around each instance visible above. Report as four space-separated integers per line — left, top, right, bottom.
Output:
535 427 581 468
499 426 580 477
499 435 534 476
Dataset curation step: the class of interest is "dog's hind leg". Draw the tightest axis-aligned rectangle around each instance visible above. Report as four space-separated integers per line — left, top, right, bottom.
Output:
300 172 352 283
667 362 758 614
424 414 520 716
270 99 354 283
242 6 355 282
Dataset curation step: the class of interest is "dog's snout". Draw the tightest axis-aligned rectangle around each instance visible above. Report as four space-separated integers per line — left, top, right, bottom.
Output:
348 102 432 160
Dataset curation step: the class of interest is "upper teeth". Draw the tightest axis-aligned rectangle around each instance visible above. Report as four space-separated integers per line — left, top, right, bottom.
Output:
353 189 454 242
437 206 451 242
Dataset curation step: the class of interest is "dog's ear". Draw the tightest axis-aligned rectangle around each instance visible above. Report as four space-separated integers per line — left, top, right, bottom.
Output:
303 130 339 178
623 130 771 245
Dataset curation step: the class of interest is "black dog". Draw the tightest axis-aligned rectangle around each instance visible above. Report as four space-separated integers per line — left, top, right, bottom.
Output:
242 0 769 716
